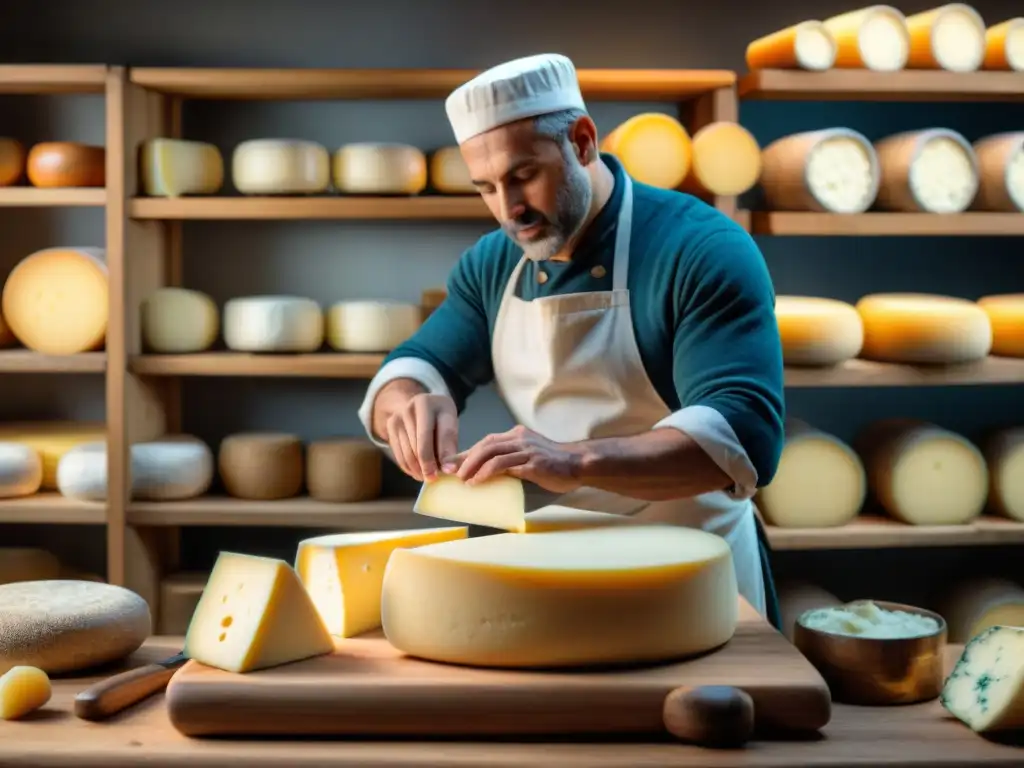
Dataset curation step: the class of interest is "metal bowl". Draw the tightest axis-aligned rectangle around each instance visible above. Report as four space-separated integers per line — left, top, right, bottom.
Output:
793 600 947 706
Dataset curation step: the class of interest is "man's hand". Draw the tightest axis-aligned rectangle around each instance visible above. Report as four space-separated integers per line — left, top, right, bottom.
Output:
384 393 459 482
452 425 585 494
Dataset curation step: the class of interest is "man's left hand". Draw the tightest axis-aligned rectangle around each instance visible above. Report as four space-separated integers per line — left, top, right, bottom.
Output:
452 425 585 494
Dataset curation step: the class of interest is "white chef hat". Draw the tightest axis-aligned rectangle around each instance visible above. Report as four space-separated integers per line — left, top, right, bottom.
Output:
445 53 587 145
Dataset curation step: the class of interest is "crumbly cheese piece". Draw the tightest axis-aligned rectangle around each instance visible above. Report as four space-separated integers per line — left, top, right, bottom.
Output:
429 146 475 193
0 443 42 499
874 129 979 213
159 573 207 635
523 506 639 532
758 420 866 528
971 133 1024 213
231 139 330 195
414 473 526 532
983 18 1024 71
0 138 25 186
382 525 738 668
306 439 382 502
745 21 838 71
182 552 333 673
775 296 864 366
218 432 303 500
0 666 51 720
0 548 60 585
905 4 986 72
1 247 108 355
799 600 940 639
855 293 992 364
140 138 224 198
26 142 104 188
294 527 469 638
941 578 1024 643
942 625 1024 732
777 580 842 641
141 287 219 353
0 422 106 490
978 293 1024 357
223 295 324 352
600 113 692 190
684 122 762 196
982 428 1024 521
823 5 911 71
325 300 421 352
332 143 427 194
855 419 988 525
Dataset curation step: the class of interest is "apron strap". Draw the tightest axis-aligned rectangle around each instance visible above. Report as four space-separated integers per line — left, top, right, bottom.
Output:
754 514 783 632
611 176 634 292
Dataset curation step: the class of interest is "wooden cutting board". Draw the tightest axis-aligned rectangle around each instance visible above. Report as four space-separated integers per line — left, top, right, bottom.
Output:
166 598 832 739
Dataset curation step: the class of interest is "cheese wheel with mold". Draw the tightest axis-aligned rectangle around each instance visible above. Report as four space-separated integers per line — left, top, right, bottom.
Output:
332 143 427 194
775 296 864 366
305 438 382 502
904 4 986 72
854 419 987 525
978 294 1024 358
429 147 474 193
0 422 106 490
823 5 911 71
326 300 420 352
855 293 992 364
759 129 879 214
141 138 224 198
873 129 979 213
141 287 219 353
0 549 61 585
26 142 104 188
0 443 43 499
745 21 838 71
981 428 1024 521
940 578 1024 642
983 18 1024 71
232 139 330 195
600 113 691 190
223 295 324 353
0 139 25 186
218 432 303 500
970 133 1024 213
777 580 842 641
682 122 762 196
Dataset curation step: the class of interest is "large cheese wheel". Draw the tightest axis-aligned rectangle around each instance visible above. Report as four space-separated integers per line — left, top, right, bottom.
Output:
218 432 303 500
141 287 219 353
983 18 1024 71
158 573 207 635
854 419 987 525
855 293 992 364
823 5 911 71
232 139 330 195
223 295 324 353
140 138 224 198
0 549 60 585
759 129 879 214
981 428 1024 521
0 422 106 490
970 133 1024 212
305 439 382 502
325 300 420 352
56 436 214 501
0 444 42 499
978 294 1024 358
381 525 738 668
745 21 838 71
600 113 691 190
940 578 1024 642
873 129 979 213
26 142 104 188
776 580 842 641
905 4 986 72
758 420 866 528
2 247 108 355
775 296 864 366
429 147 475 194
523 506 639 532
0 139 25 186
683 122 762 196
332 143 427 195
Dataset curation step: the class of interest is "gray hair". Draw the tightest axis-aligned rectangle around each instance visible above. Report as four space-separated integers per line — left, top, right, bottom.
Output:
533 108 588 147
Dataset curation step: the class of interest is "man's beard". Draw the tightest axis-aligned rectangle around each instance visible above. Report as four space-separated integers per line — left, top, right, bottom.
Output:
503 159 592 262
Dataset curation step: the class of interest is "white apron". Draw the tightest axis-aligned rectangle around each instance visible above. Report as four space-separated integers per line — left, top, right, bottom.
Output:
489 175 766 614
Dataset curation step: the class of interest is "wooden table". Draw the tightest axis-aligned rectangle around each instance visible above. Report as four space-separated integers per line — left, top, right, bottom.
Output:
1 638 1022 767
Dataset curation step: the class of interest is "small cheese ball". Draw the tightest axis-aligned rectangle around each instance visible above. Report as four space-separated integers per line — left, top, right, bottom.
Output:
0 665 52 720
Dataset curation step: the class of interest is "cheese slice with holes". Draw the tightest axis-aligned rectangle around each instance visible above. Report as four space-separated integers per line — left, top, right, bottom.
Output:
942 625 1024 732
856 293 992 364
746 21 838 71
823 5 911 71
414 473 526 532
983 18 1024 71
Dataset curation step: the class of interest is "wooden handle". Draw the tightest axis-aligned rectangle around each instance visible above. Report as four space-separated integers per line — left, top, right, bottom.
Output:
74 663 178 721
662 685 755 748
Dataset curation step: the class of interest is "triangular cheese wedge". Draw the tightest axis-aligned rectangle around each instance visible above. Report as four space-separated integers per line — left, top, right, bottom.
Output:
414 473 526 532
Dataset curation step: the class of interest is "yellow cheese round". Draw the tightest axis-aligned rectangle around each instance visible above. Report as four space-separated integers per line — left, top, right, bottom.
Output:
776 580 841 641
874 129 979 214
232 139 330 195
600 113 691 190
971 133 1024 213
981 427 1024 522
983 17 1024 71
223 295 324 353
855 293 992 364
940 578 1024 642
26 142 104 188
523 506 640 532
429 147 474 193
855 419 987 525
332 143 427 195
978 293 1024 358
823 5 911 71
305 438 382 502
0 443 42 499
218 432 303 500
381 525 739 668
141 287 219 353
0 422 106 489
2 247 108 355
141 138 224 198
775 296 864 366
0 548 60 585
0 666 51 720
745 21 838 71
684 122 762 196
325 300 420 352
905 4 986 72
0 138 26 187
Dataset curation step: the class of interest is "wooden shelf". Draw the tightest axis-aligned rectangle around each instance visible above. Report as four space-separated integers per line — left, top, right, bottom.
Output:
0 350 105 373
130 352 384 378
768 515 1024 550
0 64 107 95
129 67 735 101
0 187 106 207
130 195 491 220
785 357 1024 387
0 493 105 525
748 212 1024 236
738 69 1024 101
128 496 420 528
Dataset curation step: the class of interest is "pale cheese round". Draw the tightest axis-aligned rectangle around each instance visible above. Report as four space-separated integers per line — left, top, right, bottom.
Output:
745 21 838 72
218 432 303 500
0 138 25 187
26 142 104 188
0 422 106 490
141 138 224 198
325 300 420 352
687 122 762 196
998 19 1024 71
523 506 639 532
775 296 864 366
0 443 42 499
982 428 1024 522
381 525 738 668
429 147 475 193
823 5 909 71
916 4 986 72
0 549 60 585
332 143 427 194
223 295 324 353
874 130 979 214
306 438 382 502
978 293 1024 358
2 247 108 355
600 113 692 190
232 139 330 195
141 287 219 353
940 578 1024 643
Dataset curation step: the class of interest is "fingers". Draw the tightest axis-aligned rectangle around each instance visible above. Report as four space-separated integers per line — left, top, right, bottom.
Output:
413 397 439 480
386 413 423 482
456 436 520 482
470 451 530 484
434 408 460 475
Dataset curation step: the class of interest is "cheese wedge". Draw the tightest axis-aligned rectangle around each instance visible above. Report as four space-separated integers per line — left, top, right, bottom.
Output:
414 473 525 532
942 626 1024 733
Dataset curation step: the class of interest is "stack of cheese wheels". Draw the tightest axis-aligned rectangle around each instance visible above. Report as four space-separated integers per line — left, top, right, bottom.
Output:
332 143 427 195
776 580 842 641
420 287 447 322
141 287 219 353
429 147 474 194
159 573 207 635
0 548 60 585
759 129 880 213
0 139 25 186
758 420 866 528
305 438 382 502
940 578 1024 642
0 422 106 489
2 247 108 355
381 525 740 668
855 293 992 364
26 142 105 188
232 139 330 195
601 113 691 190
873 129 979 213
223 295 324 353
981 427 1024 521
977 294 1024 358
141 138 224 198
745 21 838 71
682 122 762 196
983 17 1024 71
822 5 911 71
854 418 988 525
0 444 42 499
904 4 987 72
971 133 1024 212
326 300 420 352
218 432 303 500
775 296 864 366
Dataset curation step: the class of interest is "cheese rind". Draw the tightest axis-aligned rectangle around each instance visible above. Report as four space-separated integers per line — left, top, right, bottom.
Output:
0 138 25 186
381 525 739 668
223 295 324 353
600 113 691 190
941 626 1024 732
26 142 104 188
0 422 106 490
983 18 1024 71
905 4 986 72
141 138 224 198
971 133 1024 213
232 139 330 195
325 300 421 352
141 287 219 353
823 5 911 71
218 432 303 500
332 143 427 194
305 439 382 502
745 21 838 71
978 293 1024 358
0 443 43 499
775 296 864 366
0 666 51 720
429 146 475 193
982 428 1024 521
683 122 762 196
414 473 526 532
874 129 979 213
941 578 1024 643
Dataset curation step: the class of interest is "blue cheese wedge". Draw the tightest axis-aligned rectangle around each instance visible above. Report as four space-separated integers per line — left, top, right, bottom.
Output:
941 625 1024 733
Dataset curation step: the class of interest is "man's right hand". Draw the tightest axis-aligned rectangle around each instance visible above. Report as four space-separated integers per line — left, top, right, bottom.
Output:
372 380 459 482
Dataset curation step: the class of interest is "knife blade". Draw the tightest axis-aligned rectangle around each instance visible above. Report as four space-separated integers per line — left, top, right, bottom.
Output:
74 651 188 721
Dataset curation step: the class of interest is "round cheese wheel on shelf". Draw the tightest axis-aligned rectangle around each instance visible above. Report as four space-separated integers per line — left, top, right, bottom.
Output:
940 578 1024 642
26 142 104 188
0 549 60 585
523 506 639 532
855 293 992 364
218 432 303 500
381 525 738 669
775 296 864 366
600 113 691 190
0 138 25 186
977 293 1024 358
2 247 108 355
429 146 474 193
683 122 761 196
141 138 224 198
982 17 1024 71
873 129 979 213
141 287 219 353
306 438 382 502
231 139 330 195
981 428 1024 521
326 300 420 352
776 580 841 641
332 143 427 194
758 420 866 528
971 133 1024 213
905 4 986 72
223 295 324 353
823 5 910 71
745 21 838 71
0 422 106 490
854 418 987 525
0 444 42 499
759 129 879 214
